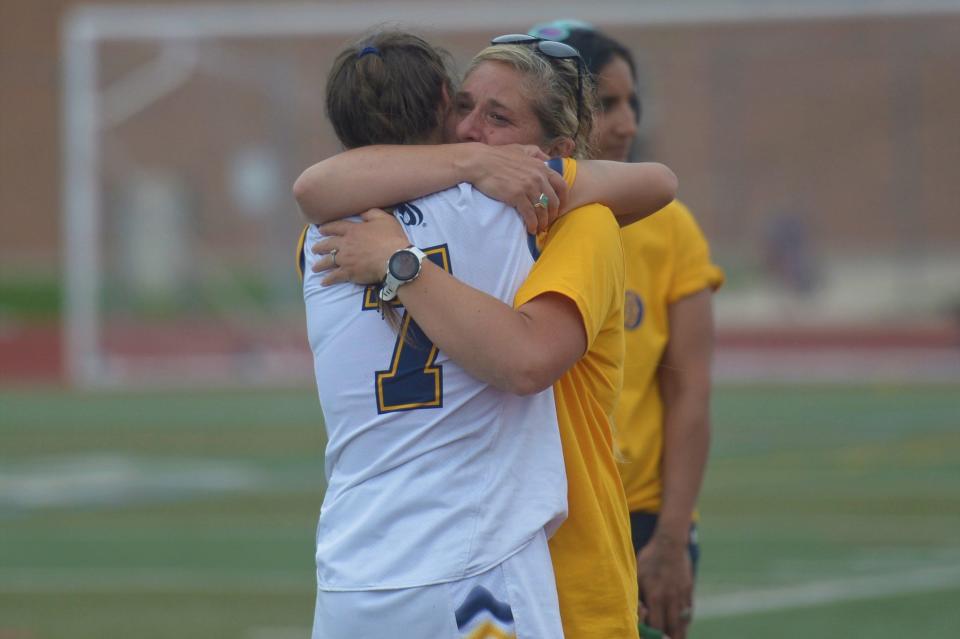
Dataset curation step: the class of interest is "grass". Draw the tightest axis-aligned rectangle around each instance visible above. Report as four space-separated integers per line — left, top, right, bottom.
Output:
1 384 958 638
0 276 60 319
694 385 960 637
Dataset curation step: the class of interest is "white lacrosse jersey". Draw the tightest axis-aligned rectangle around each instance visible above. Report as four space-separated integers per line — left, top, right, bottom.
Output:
302 184 566 591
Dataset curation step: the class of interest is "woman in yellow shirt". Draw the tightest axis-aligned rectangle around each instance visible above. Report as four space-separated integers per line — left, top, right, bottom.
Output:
529 21 725 639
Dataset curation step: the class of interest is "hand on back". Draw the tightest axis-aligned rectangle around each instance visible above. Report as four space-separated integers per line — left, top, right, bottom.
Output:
465 143 568 234
311 209 409 286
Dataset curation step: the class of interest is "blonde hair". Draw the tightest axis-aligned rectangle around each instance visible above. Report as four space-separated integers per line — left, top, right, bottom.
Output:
466 44 597 158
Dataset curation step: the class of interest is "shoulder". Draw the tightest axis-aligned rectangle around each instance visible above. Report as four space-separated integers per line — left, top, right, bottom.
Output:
556 200 619 233
406 185 529 267
637 199 709 246
540 203 623 271
664 200 704 236
639 199 690 230
403 184 522 237
412 183 514 218
664 199 693 218
547 202 622 259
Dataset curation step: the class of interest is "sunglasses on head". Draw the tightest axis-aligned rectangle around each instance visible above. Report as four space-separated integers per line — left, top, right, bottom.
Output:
490 34 585 139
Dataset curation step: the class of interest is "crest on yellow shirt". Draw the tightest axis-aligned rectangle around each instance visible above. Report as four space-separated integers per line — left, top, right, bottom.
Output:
624 289 645 330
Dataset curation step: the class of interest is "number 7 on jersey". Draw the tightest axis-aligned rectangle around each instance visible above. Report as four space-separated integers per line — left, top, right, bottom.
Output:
362 245 451 414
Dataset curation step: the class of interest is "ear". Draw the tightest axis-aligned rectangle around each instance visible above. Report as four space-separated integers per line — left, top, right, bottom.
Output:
439 83 452 114
546 137 575 158
439 84 453 119
434 85 454 144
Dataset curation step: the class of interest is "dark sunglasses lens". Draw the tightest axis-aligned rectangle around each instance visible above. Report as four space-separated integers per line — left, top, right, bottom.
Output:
537 40 579 60
491 34 539 45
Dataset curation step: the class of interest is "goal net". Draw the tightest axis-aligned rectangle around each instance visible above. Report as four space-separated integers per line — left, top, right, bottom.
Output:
62 2 960 387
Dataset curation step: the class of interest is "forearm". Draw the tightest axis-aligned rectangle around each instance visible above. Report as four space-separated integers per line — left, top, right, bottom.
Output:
397 264 574 395
310 211 585 394
571 160 678 226
654 289 715 543
656 388 711 542
293 144 480 223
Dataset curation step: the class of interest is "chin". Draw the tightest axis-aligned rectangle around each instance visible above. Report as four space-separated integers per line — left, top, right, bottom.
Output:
601 146 631 162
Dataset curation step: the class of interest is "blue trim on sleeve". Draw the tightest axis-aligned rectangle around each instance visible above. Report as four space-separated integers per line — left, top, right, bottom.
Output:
526 233 541 261
523 158 563 260
296 224 313 281
298 236 307 278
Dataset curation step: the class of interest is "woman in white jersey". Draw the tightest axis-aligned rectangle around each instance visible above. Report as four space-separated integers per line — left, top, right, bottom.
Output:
302 32 675 639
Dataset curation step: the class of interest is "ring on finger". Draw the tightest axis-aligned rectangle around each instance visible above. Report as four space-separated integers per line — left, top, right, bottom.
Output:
331 248 338 267
533 192 549 209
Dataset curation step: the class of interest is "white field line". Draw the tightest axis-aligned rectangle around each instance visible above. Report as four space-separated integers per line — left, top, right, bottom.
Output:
696 564 960 619
0 570 309 594
3 565 960 622
0 456 265 509
248 628 311 639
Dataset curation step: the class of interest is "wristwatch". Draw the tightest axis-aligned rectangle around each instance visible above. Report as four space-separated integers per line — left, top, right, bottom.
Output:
379 246 427 301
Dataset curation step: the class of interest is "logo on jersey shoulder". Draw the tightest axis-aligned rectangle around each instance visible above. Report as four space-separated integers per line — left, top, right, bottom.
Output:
624 290 644 330
394 202 424 226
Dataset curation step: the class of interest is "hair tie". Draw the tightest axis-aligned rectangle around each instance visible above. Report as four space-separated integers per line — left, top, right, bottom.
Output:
357 46 381 59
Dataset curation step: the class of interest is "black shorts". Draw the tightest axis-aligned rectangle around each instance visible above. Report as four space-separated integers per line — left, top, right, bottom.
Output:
629 511 700 577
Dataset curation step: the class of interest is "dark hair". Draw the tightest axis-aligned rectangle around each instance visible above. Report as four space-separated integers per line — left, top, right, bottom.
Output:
554 28 641 123
326 31 455 149
560 29 637 79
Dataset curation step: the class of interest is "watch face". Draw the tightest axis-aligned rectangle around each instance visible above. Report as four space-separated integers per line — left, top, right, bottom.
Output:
388 249 421 281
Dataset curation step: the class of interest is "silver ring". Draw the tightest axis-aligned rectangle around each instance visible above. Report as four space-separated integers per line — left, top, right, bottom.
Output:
330 248 338 267
533 193 548 209
679 607 693 622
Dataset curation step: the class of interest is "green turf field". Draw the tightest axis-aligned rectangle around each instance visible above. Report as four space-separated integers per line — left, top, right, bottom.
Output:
2 385 958 638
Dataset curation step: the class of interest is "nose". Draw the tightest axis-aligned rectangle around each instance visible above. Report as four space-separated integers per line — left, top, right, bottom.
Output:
613 104 638 138
455 107 483 143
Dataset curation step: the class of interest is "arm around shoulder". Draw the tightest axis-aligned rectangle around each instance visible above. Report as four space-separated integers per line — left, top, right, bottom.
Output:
293 144 475 224
568 160 678 226
294 143 567 232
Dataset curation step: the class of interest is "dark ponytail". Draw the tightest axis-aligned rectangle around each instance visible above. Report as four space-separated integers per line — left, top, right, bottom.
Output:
326 31 455 149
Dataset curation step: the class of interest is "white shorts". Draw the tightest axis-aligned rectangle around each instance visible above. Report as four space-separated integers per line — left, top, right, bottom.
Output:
311 528 563 639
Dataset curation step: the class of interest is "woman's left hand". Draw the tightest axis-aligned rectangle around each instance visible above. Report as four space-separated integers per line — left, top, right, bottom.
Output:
311 209 410 286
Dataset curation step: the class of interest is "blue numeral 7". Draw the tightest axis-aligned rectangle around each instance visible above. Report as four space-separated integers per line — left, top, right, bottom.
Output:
361 245 451 413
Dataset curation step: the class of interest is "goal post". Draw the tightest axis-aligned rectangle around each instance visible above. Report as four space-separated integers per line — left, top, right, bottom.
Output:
62 1 960 388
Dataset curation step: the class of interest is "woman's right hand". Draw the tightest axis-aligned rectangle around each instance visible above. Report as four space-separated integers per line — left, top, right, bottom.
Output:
460 143 568 234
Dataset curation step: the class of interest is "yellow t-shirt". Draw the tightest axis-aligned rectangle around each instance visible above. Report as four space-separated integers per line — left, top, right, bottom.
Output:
516 158 639 639
615 200 724 514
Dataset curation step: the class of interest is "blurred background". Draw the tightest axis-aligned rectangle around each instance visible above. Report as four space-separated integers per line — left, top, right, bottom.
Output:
1 1 958 637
